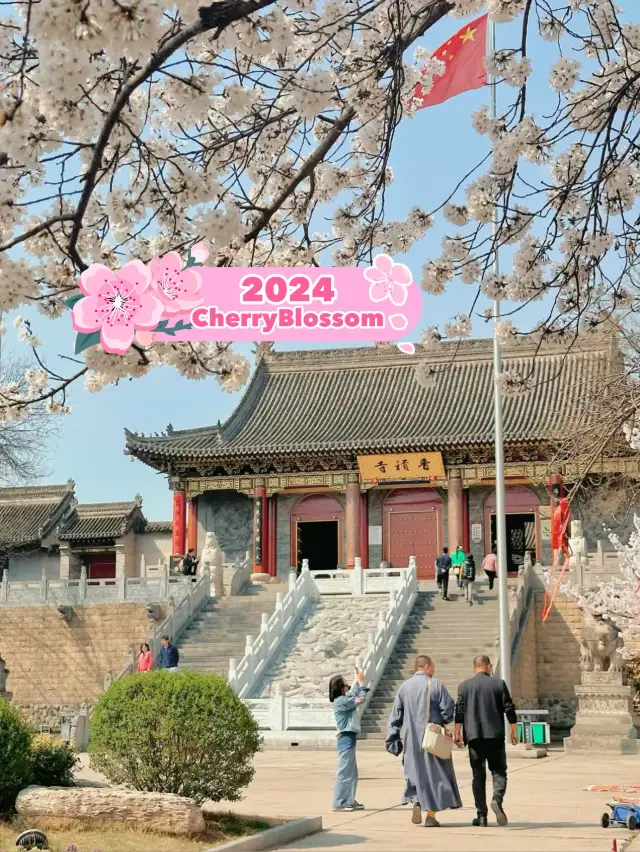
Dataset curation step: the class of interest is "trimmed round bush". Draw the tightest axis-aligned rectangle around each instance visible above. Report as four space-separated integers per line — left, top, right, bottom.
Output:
89 670 261 803
30 733 78 787
0 698 32 811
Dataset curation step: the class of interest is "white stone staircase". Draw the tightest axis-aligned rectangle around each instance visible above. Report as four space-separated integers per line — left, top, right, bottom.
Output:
177 584 281 678
254 595 389 699
359 583 499 741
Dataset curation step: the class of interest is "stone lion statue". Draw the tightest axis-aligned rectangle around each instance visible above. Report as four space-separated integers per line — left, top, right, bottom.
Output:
580 612 624 672
201 531 225 597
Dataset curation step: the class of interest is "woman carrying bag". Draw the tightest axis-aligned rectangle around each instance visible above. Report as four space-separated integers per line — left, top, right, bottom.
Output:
386 655 462 827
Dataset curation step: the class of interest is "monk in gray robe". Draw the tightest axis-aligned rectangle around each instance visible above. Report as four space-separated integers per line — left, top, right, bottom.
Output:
386 655 462 827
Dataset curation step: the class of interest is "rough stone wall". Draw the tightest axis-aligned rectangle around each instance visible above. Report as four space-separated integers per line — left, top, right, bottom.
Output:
534 591 583 730
276 494 298 577
0 602 154 727
468 486 491 567
198 490 253 563
511 606 539 710
571 492 639 553
255 594 389 698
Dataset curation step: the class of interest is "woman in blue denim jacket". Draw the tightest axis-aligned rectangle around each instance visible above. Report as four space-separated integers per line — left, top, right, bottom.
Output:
329 668 369 812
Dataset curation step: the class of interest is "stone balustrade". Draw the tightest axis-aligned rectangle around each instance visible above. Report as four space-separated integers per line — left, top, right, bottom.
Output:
0 566 195 607
113 569 211 680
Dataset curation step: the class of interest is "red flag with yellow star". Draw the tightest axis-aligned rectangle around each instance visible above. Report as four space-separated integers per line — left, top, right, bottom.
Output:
413 14 488 110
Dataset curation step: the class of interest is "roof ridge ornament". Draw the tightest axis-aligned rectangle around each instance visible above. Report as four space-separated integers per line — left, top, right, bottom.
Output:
253 341 274 363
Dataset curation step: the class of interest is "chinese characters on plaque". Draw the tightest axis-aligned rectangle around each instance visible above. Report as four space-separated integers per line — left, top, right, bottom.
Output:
357 452 445 482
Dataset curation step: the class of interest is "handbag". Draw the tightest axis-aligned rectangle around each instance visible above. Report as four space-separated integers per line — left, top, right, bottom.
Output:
421 677 453 760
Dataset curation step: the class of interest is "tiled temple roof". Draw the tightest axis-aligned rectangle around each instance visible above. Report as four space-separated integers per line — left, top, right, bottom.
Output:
124 338 620 471
58 496 145 542
0 482 76 550
144 520 172 534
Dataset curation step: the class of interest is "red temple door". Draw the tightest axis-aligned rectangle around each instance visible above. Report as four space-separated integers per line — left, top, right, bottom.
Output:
383 488 443 580
85 554 116 580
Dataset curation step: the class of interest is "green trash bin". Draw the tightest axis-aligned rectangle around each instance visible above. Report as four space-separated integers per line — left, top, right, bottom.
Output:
531 722 546 744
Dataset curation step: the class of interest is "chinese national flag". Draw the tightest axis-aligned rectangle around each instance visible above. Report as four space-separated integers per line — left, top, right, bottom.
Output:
413 14 488 110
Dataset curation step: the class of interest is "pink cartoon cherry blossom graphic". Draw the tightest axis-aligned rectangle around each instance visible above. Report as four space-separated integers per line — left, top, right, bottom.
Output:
397 342 415 354
72 260 164 355
364 254 412 306
148 251 203 315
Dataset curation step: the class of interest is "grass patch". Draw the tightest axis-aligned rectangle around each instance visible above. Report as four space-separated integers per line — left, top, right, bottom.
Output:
0 812 281 851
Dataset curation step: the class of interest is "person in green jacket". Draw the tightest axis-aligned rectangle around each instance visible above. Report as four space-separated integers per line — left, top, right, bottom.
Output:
451 545 466 590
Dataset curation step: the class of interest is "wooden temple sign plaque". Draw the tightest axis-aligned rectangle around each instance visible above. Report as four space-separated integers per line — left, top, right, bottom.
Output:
358 452 445 482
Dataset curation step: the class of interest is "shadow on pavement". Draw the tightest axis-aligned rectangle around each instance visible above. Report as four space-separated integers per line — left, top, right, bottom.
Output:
286 831 368 847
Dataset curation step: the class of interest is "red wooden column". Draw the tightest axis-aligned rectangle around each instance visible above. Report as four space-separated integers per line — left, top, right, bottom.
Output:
462 489 470 553
253 486 268 574
187 498 198 553
172 491 186 556
345 482 361 569
447 470 463 551
359 492 369 568
267 495 278 577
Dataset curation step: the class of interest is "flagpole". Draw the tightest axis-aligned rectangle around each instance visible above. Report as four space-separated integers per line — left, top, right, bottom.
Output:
488 15 511 690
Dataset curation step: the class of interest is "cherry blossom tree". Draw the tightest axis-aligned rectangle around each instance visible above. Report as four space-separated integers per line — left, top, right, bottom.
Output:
564 516 640 649
0 0 637 415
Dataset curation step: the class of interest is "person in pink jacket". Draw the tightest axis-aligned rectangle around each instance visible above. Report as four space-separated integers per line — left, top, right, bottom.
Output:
136 642 153 673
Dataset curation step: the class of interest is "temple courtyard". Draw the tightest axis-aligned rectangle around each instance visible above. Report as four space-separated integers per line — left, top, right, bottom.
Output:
76 749 639 850
227 749 636 851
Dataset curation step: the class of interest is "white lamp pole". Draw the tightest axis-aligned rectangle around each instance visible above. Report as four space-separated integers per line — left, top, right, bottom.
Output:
489 16 511 689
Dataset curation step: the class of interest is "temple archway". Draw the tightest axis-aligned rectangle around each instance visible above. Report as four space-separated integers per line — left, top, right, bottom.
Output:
290 494 343 573
383 487 443 580
484 486 542 573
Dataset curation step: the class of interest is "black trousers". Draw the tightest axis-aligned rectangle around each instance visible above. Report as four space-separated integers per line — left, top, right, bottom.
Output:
468 738 507 816
436 572 449 598
485 570 496 590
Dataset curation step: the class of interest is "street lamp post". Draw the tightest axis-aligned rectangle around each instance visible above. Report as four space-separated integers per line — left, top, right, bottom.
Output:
489 17 511 690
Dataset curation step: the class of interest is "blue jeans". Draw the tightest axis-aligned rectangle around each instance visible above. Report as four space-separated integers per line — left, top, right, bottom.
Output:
333 733 358 809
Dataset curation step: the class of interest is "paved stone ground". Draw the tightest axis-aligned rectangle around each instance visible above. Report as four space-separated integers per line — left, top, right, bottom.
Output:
219 748 640 851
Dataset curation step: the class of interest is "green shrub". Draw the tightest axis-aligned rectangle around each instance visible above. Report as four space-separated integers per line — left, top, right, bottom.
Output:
89 670 261 803
30 733 78 787
0 698 32 812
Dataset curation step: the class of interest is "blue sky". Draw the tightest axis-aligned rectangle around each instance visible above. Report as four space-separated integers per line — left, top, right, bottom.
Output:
8 12 560 518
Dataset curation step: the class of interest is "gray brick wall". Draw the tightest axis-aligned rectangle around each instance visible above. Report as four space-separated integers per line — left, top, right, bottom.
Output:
197 491 253 563
367 489 384 568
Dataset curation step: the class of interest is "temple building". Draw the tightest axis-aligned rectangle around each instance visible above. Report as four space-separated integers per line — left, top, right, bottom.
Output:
125 338 639 580
0 484 172 581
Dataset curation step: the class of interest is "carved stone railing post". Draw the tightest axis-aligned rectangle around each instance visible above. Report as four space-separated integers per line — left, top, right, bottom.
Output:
0 570 7 603
40 565 48 603
352 557 364 596
273 684 286 731
159 566 169 599
79 565 87 601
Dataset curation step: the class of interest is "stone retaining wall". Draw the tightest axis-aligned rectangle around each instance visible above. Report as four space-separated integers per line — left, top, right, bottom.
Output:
0 602 160 727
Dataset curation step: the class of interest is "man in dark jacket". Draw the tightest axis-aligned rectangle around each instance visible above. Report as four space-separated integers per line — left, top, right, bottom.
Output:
454 655 518 827
158 635 179 672
434 547 452 601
